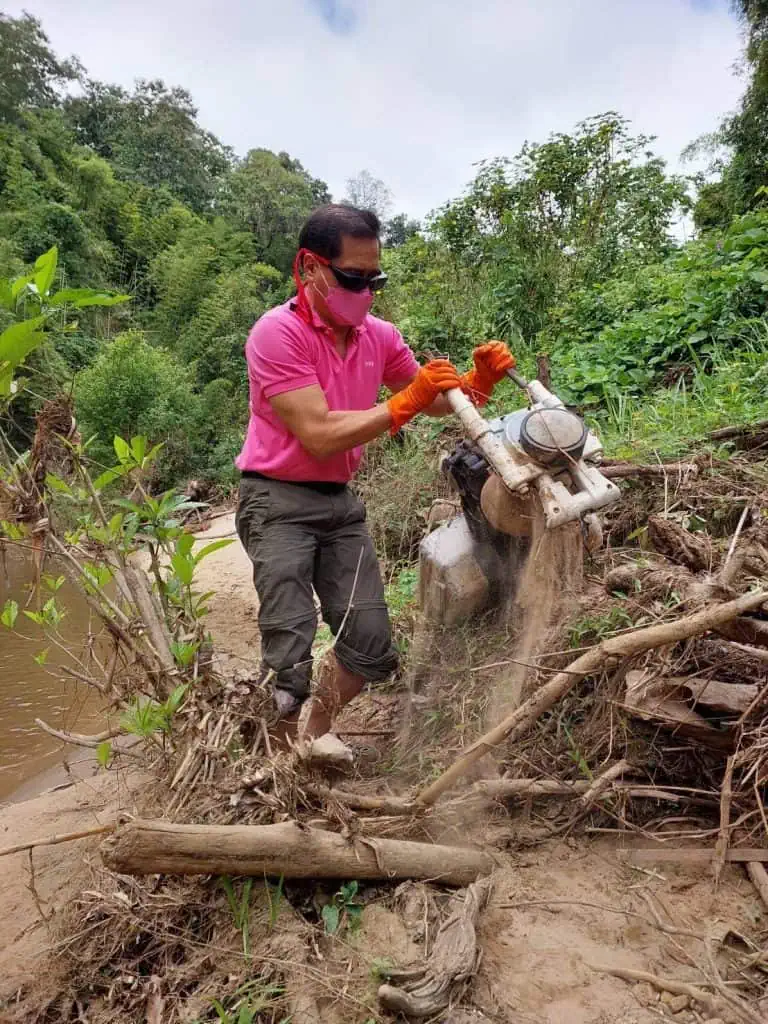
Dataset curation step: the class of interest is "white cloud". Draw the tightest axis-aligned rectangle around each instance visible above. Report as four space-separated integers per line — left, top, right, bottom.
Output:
7 0 746 218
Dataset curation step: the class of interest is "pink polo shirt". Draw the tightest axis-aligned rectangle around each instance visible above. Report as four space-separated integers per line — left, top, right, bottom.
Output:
236 300 420 483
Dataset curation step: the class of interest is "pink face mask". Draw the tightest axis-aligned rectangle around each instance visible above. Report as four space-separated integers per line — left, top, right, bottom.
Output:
293 248 374 327
322 282 374 326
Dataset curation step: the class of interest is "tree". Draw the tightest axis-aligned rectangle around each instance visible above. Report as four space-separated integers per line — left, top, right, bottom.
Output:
0 12 81 123
384 213 421 247
691 1 768 227
432 113 689 339
343 170 393 219
224 149 320 272
65 79 232 212
277 152 331 207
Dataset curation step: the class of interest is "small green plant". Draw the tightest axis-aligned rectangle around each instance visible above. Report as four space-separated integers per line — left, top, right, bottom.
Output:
321 880 364 936
1 599 18 628
562 722 592 780
23 596 65 629
200 979 286 1024
119 684 188 738
219 876 254 957
265 874 284 930
0 246 129 398
369 957 394 982
567 605 634 648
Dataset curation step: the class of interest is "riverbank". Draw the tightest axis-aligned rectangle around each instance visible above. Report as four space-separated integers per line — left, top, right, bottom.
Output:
0 515 253 1006
0 767 145 1006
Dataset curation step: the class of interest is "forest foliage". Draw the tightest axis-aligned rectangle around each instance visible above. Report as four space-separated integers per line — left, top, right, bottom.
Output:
0 4 766 488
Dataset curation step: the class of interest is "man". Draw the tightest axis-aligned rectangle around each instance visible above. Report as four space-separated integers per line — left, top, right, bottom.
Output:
236 204 514 750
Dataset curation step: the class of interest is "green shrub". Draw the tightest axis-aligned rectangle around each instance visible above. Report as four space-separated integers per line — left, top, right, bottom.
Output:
545 210 768 404
76 331 203 484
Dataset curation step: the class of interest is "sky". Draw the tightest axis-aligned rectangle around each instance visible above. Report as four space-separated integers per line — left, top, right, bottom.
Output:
5 0 748 220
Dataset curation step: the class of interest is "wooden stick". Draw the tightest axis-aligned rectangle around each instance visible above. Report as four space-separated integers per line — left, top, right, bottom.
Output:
34 719 122 749
590 965 721 1019
600 462 698 479
714 755 735 888
415 590 768 807
122 564 175 677
475 779 716 806
724 640 768 664
580 759 631 808
745 862 768 910
709 418 768 441
305 785 418 816
0 824 115 859
101 819 495 886
622 848 768 865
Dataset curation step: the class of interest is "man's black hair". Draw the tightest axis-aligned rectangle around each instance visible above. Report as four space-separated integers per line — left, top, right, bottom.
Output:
298 204 380 260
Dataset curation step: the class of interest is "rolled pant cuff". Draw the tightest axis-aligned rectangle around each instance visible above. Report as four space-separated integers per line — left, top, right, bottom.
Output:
334 639 400 682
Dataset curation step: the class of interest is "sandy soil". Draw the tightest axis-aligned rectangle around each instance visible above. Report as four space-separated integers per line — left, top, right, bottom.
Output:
2 518 766 1022
0 767 145 1006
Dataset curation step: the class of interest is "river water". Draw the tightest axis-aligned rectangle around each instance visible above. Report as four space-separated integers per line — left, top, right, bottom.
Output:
0 551 106 801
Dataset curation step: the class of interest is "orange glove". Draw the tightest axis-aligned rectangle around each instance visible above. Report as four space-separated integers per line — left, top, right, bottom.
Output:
387 359 463 434
461 341 516 406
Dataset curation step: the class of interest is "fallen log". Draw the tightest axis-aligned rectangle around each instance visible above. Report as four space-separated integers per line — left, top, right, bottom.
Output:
415 589 768 807
378 877 490 1018
101 820 494 886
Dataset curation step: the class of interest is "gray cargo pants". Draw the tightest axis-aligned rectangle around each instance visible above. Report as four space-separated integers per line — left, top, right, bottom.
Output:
235 474 398 709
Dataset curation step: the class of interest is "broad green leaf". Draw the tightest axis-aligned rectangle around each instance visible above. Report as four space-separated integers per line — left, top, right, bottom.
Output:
92 465 127 490
10 272 35 300
170 553 194 586
45 472 73 496
170 641 197 667
96 741 112 768
130 436 147 464
113 436 132 463
23 610 43 625
1 599 18 628
194 538 235 563
322 903 340 934
0 317 47 362
48 288 131 308
108 512 124 535
176 533 195 557
33 247 58 297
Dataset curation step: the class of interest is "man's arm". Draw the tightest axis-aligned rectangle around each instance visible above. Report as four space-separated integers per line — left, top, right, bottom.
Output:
268 368 458 461
269 385 397 460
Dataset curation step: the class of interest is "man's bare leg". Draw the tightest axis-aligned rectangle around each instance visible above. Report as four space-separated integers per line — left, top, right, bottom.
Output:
268 709 301 750
302 653 365 740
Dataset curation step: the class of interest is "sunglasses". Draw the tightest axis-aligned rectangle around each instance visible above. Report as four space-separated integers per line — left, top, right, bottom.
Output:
328 264 389 293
